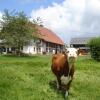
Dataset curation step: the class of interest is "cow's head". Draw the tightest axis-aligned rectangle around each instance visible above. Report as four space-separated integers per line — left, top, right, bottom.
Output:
66 48 78 63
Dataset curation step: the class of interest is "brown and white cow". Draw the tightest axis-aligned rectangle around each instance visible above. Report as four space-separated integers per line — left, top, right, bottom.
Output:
51 48 78 99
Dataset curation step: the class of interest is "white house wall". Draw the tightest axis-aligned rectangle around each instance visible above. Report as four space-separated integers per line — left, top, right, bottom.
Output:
23 46 37 54
41 42 46 53
22 39 46 54
22 39 63 55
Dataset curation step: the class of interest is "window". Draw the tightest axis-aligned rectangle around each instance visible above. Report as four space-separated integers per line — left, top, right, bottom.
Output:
39 47 41 52
34 47 35 52
34 40 35 43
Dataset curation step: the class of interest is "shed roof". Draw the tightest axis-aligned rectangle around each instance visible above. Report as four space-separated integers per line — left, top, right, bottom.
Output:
70 37 93 45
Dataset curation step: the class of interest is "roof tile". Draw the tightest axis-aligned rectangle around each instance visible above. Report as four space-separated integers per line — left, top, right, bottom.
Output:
36 25 64 45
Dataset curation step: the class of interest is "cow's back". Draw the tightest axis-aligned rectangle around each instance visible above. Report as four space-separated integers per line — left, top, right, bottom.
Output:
51 53 69 77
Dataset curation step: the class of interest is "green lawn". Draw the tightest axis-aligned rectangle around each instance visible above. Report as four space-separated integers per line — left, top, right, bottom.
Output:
0 55 100 100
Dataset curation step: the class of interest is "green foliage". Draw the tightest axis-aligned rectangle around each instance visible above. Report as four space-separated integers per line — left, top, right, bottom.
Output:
88 37 100 61
0 9 38 54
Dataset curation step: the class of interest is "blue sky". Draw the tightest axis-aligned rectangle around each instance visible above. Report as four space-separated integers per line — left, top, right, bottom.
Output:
0 0 64 15
0 0 100 43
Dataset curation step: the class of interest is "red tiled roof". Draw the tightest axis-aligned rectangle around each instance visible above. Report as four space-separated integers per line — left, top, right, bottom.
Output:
36 25 64 45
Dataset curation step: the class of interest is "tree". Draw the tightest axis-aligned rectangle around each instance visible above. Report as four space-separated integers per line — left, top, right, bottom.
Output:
88 37 100 61
0 9 38 55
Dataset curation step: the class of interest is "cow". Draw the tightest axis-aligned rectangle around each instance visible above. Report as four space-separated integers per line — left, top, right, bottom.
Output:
51 48 78 99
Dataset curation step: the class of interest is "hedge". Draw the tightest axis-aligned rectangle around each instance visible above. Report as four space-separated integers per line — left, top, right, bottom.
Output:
88 37 100 61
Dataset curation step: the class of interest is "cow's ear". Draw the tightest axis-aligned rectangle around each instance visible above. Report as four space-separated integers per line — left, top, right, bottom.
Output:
65 48 69 53
76 51 78 54
76 48 80 55
77 48 79 50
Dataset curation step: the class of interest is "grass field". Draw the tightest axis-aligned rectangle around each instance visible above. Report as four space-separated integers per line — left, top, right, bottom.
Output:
0 55 100 100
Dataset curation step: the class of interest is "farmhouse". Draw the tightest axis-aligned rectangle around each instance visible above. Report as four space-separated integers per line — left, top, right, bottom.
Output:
0 25 64 54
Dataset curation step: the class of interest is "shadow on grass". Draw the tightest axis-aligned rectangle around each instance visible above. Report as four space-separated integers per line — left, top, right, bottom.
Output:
49 80 67 100
49 80 57 90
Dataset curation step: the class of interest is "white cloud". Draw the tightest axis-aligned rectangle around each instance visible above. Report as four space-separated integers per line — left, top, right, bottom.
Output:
81 0 100 36
88 0 100 13
0 12 2 19
0 11 3 22
30 0 100 43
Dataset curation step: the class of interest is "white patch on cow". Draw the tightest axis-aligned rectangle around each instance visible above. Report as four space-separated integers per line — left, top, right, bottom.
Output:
61 75 71 85
67 48 78 58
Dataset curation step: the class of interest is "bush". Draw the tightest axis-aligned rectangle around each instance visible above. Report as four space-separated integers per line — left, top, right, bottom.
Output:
88 37 100 61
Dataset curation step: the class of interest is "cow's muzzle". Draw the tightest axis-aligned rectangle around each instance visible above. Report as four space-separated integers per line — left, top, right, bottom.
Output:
68 57 76 63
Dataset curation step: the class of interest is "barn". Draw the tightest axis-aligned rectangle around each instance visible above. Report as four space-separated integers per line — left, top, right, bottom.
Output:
70 37 93 55
23 25 64 54
0 25 64 55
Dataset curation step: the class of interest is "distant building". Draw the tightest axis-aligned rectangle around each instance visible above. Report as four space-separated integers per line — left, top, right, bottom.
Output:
0 25 64 54
70 37 93 55
23 25 64 54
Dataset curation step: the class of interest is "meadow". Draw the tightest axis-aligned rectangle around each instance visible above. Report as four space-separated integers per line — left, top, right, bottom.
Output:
0 54 100 100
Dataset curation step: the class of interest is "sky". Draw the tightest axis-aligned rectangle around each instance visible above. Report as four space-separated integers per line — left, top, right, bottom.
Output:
0 0 100 43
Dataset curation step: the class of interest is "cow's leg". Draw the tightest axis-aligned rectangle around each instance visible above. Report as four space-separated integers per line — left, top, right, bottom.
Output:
57 76 61 90
65 67 74 99
56 78 59 89
66 80 72 91
65 79 72 99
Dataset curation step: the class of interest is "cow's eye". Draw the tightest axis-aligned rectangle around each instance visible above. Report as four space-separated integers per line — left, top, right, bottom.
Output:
66 51 69 53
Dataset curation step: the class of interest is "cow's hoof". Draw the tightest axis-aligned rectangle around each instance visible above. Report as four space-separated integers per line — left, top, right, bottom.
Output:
65 91 69 100
64 96 68 100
